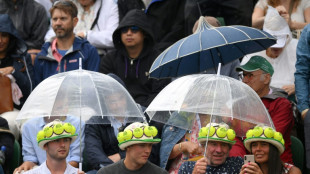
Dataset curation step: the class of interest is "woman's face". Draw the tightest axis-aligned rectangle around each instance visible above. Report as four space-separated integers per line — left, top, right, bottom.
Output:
78 0 95 7
0 32 10 56
251 141 269 164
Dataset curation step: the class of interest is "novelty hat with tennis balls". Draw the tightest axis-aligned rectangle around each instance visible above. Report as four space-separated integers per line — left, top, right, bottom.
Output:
37 119 77 149
244 126 285 154
117 122 161 150
198 122 236 145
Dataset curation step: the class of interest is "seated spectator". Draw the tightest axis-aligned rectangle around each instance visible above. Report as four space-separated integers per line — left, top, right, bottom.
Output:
35 0 100 86
178 123 243 174
295 23 310 169
243 6 297 97
252 0 310 36
99 9 171 108
192 16 240 79
0 0 49 64
14 116 85 174
236 55 294 164
0 117 15 173
160 112 212 173
45 0 119 57
240 126 301 174
97 122 168 174
0 14 34 139
23 120 85 174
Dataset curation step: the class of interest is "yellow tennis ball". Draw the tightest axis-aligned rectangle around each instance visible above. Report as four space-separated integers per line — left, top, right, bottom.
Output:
264 127 274 138
63 123 73 133
151 126 158 137
207 126 216 137
246 129 254 139
44 127 53 137
144 126 153 137
53 123 64 135
71 125 76 135
199 127 208 137
37 130 45 141
117 132 125 143
227 129 236 140
281 138 285 145
253 127 263 137
216 127 227 138
133 128 143 138
274 132 283 141
123 130 133 141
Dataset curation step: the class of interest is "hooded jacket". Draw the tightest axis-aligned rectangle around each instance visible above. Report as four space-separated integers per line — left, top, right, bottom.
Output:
0 14 34 109
0 0 48 50
34 37 100 86
99 9 170 107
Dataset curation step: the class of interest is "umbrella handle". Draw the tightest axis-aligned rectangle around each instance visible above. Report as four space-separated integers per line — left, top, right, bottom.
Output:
79 162 82 172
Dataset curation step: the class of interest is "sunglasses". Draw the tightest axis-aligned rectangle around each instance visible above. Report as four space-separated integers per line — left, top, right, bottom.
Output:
121 26 140 34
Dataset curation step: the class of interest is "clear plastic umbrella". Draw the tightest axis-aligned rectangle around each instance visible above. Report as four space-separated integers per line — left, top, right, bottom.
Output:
16 66 145 170
145 73 274 137
17 69 145 124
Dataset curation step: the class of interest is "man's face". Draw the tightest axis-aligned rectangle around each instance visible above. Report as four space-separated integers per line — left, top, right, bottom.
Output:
126 143 152 167
266 47 284 58
107 93 127 114
44 137 71 161
205 141 230 166
51 9 77 39
121 26 144 49
0 32 10 55
241 70 268 94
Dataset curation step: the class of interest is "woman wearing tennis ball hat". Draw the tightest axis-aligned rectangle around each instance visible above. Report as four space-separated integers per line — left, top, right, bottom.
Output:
97 122 168 174
240 126 301 174
179 123 243 174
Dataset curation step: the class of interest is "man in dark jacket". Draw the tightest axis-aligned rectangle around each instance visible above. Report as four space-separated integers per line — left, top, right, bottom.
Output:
34 0 100 86
99 9 170 108
235 55 294 164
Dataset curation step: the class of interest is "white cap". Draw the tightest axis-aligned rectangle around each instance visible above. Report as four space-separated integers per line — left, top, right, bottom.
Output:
263 6 291 48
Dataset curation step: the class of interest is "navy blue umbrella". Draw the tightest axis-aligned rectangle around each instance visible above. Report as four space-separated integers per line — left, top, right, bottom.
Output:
149 17 276 78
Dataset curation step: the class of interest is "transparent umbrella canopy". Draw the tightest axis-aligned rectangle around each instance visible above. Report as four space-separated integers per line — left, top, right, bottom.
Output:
145 74 274 137
16 69 145 124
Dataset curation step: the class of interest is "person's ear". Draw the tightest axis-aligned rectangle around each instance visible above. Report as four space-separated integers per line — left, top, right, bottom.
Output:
263 73 271 84
73 17 78 27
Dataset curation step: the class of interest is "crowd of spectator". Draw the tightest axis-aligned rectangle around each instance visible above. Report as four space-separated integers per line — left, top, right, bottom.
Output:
0 0 309 173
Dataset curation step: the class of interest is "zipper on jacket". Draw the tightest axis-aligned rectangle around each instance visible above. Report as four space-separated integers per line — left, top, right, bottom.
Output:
130 59 134 65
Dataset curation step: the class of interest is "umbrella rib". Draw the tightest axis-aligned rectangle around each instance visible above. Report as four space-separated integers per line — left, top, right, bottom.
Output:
227 26 251 39
87 73 104 117
212 28 228 44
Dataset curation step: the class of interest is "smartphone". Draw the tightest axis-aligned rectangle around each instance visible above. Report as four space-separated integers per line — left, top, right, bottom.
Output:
244 155 255 164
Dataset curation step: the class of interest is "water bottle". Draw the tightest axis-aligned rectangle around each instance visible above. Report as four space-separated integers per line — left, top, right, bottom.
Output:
0 146 6 165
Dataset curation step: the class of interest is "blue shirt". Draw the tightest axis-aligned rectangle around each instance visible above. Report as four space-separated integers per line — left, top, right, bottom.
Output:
22 116 85 164
178 156 243 174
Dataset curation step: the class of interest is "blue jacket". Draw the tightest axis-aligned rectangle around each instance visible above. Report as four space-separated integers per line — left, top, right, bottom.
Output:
160 124 186 169
295 24 310 112
0 14 34 109
34 37 100 86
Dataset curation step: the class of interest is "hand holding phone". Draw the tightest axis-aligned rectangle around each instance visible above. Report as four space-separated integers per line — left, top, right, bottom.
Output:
244 155 255 164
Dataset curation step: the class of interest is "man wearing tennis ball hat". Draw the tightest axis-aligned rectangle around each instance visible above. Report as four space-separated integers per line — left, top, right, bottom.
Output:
97 122 168 174
23 120 84 174
178 123 243 174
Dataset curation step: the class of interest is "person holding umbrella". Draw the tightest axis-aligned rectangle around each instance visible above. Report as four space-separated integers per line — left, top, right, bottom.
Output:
236 55 294 164
97 122 168 174
23 120 84 174
178 123 243 174
240 126 301 174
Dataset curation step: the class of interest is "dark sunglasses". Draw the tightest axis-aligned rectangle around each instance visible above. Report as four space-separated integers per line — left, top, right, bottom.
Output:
121 26 140 33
